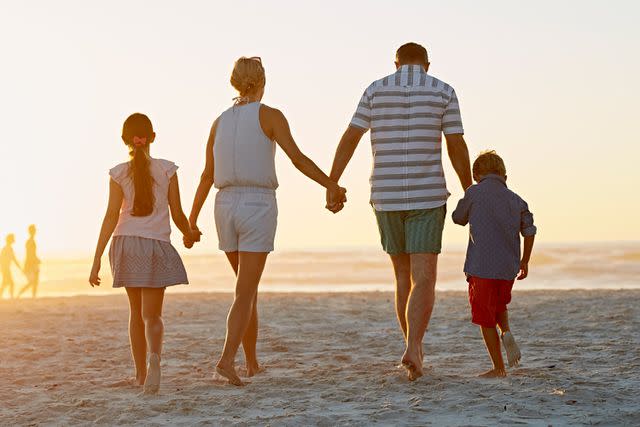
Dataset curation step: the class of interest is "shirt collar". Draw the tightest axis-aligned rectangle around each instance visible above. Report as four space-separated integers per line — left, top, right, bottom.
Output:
479 174 507 186
396 64 427 75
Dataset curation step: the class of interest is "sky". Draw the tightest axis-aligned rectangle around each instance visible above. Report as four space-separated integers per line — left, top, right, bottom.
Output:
0 0 639 257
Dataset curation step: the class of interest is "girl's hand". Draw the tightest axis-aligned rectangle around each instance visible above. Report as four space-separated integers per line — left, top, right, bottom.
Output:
89 260 101 287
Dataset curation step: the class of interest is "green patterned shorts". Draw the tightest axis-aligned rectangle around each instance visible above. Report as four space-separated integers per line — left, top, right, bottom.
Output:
374 205 446 255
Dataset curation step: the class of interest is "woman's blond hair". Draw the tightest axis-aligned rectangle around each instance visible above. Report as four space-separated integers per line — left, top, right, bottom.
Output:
472 150 507 177
230 57 266 96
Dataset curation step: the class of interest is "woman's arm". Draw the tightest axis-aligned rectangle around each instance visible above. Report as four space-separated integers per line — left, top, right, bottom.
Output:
89 179 123 287
168 173 199 242
263 106 345 197
188 120 217 230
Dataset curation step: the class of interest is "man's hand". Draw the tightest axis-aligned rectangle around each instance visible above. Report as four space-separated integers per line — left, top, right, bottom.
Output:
326 186 347 213
517 260 528 280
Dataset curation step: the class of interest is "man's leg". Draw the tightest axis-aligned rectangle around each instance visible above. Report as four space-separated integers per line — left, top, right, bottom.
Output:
389 254 411 340
401 253 438 380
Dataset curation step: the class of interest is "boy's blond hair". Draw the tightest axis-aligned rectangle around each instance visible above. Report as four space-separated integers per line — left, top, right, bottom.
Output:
472 150 506 178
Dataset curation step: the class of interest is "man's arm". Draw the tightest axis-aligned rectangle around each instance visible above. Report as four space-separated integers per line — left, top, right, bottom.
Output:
444 133 472 190
326 125 367 212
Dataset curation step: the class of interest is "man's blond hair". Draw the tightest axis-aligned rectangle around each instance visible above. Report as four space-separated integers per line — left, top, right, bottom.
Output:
472 150 506 177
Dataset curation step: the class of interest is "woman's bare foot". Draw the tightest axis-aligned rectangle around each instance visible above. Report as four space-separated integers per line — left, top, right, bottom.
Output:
479 368 506 378
243 363 265 377
401 348 424 381
215 361 244 386
143 353 161 394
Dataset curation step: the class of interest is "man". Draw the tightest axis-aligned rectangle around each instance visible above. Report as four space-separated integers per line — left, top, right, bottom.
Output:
18 224 41 298
327 42 472 380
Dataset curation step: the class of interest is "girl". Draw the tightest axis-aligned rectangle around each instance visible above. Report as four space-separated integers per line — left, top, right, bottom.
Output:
188 57 346 386
89 113 199 394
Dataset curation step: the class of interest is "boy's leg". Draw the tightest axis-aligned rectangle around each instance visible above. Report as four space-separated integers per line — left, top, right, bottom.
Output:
125 287 146 385
480 326 506 377
496 280 521 367
496 310 510 334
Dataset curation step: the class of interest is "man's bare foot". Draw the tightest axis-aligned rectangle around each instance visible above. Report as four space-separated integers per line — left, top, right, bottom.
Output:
479 368 506 378
401 348 424 381
215 361 244 386
143 353 161 394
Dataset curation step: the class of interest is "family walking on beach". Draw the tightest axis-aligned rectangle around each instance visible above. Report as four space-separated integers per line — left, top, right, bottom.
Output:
89 42 536 393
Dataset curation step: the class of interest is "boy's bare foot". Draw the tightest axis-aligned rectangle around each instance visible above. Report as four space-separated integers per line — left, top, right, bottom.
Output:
501 331 521 367
143 353 161 394
479 368 506 378
215 362 244 386
401 348 424 381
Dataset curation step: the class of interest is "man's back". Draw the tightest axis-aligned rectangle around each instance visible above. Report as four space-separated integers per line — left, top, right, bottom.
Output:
350 65 464 212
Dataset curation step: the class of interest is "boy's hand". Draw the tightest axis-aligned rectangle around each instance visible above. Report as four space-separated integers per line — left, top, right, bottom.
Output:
517 261 528 280
89 260 101 287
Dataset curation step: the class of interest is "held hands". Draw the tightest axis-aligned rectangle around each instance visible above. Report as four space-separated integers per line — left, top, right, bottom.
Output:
89 259 101 287
517 260 528 280
325 185 348 214
183 225 202 249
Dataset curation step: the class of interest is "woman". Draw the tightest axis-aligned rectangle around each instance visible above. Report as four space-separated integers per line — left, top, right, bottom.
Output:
188 57 346 386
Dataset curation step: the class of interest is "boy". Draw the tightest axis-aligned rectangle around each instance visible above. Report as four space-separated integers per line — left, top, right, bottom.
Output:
452 151 536 377
1 234 23 299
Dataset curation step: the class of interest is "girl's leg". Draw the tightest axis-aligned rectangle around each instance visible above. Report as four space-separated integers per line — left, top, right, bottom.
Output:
141 287 165 356
125 287 146 385
224 251 261 376
141 287 165 393
216 251 268 386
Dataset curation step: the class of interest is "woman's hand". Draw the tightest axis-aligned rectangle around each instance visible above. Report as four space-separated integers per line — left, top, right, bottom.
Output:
326 185 347 213
89 259 101 287
183 226 202 249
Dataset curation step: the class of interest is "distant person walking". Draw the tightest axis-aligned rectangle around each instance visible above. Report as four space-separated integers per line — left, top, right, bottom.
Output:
1 234 22 299
18 224 41 298
188 57 346 386
326 43 472 380
89 113 200 394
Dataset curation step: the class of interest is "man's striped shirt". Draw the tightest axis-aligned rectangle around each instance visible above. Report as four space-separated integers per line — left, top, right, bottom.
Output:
350 64 464 211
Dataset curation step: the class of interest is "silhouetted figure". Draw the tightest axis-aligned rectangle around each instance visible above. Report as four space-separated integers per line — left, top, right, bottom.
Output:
18 224 41 298
1 234 22 299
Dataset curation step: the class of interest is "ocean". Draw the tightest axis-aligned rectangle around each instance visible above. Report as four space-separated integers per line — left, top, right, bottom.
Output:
10 242 639 298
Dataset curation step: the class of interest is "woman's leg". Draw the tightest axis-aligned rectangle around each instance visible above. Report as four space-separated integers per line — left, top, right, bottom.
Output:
216 251 268 385
125 287 146 385
224 251 261 376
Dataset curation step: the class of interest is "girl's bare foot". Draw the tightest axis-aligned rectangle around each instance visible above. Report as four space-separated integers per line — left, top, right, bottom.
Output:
479 368 506 378
401 348 424 381
143 353 161 394
215 362 244 386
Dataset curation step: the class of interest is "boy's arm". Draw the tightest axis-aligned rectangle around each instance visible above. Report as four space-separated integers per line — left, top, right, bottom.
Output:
517 198 537 280
452 190 472 225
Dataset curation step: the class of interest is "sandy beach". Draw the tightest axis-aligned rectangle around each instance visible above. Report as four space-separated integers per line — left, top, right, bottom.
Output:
1 290 638 426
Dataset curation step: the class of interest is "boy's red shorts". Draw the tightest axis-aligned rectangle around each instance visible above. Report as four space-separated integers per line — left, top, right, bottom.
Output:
467 276 515 328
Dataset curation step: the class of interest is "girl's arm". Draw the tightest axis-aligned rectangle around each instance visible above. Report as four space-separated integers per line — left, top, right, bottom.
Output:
89 179 123 287
263 106 346 198
188 120 217 230
168 173 199 243
11 249 22 271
